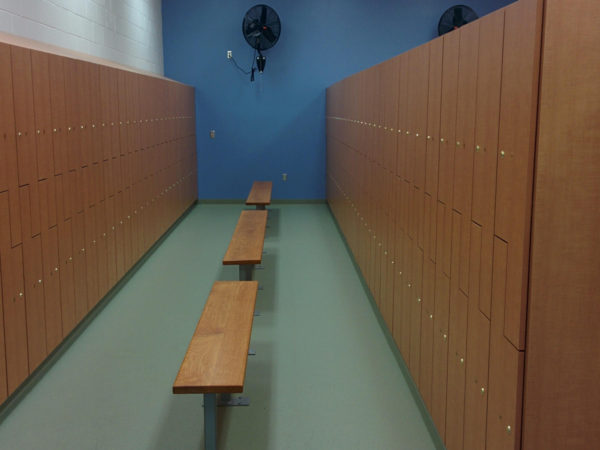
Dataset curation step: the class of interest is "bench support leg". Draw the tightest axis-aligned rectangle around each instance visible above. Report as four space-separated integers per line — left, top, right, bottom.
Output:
239 264 254 281
255 205 266 210
204 393 217 450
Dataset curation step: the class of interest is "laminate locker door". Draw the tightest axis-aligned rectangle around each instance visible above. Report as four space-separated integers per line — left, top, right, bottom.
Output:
1 244 29 394
72 168 83 214
48 54 68 175
495 0 543 350
99 65 111 162
453 21 480 297
114 190 125 279
464 225 491 450
11 45 38 187
77 60 92 168
109 68 120 160
381 57 398 173
63 58 80 171
445 261 469 449
58 219 76 335
22 234 47 372
409 246 424 381
72 211 87 322
126 72 136 154
117 71 129 156
84 206 99 309
431 268 450 440
0 43 15 194
95 200 109 299
487 237 524 450
122 187 133 272
472 9 504 320
419 258 436 409
103 159 114 200
105 195 118 288
412 43 429 194
396 53 408 179
0 192 11 401
523 0 600 447
89 63 102 165
41 226 62 352
438 31 459 207
132 74 141 153
31 50 54 181
400 232 413 362
425 38 443 249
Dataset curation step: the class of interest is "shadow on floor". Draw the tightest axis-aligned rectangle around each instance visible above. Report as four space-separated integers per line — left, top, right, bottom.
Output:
150 344 275 450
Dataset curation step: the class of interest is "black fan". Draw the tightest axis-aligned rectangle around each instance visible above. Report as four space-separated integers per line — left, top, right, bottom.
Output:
242 4 281 75
242 4 281 51
438 5 478 36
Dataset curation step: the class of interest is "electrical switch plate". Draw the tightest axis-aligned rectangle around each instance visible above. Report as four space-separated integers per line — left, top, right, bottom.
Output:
282 173 287 181
227 50 232 59
210 130 215 139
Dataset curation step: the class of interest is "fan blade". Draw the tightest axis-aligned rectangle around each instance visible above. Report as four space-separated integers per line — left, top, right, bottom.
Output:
262 26 276 43
260 6 267 25
453 7 466 27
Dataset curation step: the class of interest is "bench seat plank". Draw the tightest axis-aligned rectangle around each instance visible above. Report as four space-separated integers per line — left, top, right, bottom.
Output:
222 210 268 265
173 281 258 394
245 181 272 206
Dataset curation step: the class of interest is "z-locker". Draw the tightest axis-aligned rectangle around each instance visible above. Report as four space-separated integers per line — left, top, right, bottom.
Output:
88 63 102 165
419 258 436 409
71 211 88 323
30 50 54 181
76 60 92 168
0 43 16 193
11 45 38 187
495 0 542 351
1 244 29 394
40 226 63 352
63 58 81 171
84 206 99 309
437 31 459 207
48 54 68 176
22 234 47 372
58 218 76 336
94 200 109 299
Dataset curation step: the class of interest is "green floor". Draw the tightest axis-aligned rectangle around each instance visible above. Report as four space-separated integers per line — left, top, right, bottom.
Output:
0 203 442 450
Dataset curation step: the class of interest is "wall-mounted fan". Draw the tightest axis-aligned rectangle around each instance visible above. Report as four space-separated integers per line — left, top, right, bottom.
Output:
242 4 281 78
438 5 478 36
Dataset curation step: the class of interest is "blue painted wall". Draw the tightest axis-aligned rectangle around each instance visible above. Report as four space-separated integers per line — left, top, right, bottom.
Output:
163 0 514 200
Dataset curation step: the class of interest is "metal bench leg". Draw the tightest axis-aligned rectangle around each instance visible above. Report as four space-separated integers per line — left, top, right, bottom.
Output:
256 204 266 210
204 393 217 450
239 264 254 281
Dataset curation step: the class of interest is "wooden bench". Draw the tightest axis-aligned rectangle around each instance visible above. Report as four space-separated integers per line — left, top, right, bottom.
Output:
173 281 258 450
223 210 268 281
245 181 272 210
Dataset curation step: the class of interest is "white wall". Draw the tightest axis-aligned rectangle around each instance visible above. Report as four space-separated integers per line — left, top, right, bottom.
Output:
0 0 164 75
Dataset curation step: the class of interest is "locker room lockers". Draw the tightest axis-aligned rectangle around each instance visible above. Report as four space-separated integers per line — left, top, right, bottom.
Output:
0 39 197 404
326 0 599 448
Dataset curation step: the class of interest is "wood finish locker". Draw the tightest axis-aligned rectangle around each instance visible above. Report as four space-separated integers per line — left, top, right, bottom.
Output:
22 235 47 371
40 226 62 352
63 58 81 171
1 244 29 394
30 50 54 181
437 32 459 207
523 0 600 447
0 191 11 402
58 219 76 336
495 0 543 351
0 34 198 407
72 211 88 322
11 45 38 187
48 54 68 176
